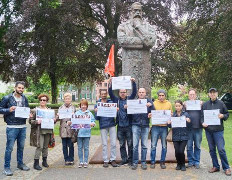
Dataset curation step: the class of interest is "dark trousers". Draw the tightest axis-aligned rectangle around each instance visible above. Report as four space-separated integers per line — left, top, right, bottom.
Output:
173 140 187 165
62 138 74 162
117 126 133 163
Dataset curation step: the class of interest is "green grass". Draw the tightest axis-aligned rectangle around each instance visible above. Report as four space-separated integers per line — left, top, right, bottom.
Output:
201 112 232 165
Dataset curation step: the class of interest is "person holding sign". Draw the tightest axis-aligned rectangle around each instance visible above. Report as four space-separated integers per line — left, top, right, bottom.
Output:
167 100 191 171
68 99 95 168
130 88 154 170
184 89 203 169
0 81 30 176
57 93 76 166
94 90 118 168
150 89 173 169
29 94 56 171
201 88 231 176
109 77 136 166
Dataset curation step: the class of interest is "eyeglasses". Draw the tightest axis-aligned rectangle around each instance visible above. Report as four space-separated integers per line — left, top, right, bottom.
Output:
40 99 47 102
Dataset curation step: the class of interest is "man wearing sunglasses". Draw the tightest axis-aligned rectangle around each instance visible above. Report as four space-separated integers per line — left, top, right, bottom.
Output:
0 81 30 176
150 89 173 169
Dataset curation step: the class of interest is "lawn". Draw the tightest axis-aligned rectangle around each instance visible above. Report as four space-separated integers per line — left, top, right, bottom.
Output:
201 111 232 165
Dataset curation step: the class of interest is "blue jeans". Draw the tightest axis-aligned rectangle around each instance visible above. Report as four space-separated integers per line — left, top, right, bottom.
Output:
77 137 90 163
117 126 133 163
187 128 202 165
205 130 230 170
4 127 26 168
62 138 74 162
132 125 149 165
150 126 168 164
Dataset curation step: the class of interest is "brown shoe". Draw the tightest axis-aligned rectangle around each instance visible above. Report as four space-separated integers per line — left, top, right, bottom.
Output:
225 169 231 176
110 160 118 167
208 167 220 173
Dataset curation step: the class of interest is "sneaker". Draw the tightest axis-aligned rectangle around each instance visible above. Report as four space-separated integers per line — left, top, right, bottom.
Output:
141 164 147 170
131 164 137 170
186 164 194 168
110 160 118 167
103 162 109 168
181 165 186 171
128 161 132 167
150 163 155 169
195 164 200 169
78 163 83 168
225 169 231 176
176 164 181 170
65 161 70 166
83 162 88 168
69 161 74 166
119 161 128 166
3 168 13 176
160 162 166 169
17 164 30 171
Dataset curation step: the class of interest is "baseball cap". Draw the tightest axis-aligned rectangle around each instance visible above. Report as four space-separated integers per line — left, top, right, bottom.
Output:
209 88 218 93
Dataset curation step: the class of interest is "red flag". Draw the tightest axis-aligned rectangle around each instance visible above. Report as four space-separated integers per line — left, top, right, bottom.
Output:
104 44 115 77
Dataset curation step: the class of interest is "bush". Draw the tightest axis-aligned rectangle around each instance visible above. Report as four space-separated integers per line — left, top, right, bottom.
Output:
27 95 39 103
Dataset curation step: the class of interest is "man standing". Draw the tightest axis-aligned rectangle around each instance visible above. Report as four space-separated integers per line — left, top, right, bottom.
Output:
94 90 118 168
150 89 172 169
201 88 231 176
0 81 30 176
108 78 136 166
185 89 202 169
130 88 154 170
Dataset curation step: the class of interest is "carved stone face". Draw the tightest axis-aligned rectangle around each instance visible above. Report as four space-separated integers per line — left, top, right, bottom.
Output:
130 3 142 19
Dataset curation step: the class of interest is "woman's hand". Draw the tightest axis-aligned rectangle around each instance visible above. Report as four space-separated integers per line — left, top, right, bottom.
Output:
37 120 42 124
186 118 191 123
67 121 72 126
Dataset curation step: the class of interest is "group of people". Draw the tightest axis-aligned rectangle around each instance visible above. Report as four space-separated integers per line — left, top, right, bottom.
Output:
0 80 231 177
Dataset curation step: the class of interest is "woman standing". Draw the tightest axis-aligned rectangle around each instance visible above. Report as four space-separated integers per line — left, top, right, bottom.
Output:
57 93 76 165
29 94 55 170
168 100 191 171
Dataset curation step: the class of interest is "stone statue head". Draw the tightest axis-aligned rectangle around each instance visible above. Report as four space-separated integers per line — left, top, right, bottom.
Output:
130 2 143 20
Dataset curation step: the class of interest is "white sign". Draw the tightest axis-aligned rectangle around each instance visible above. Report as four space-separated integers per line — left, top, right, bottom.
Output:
15 107 30 118
204 109 220 125
127 99 147 114
71 114 91 129
171 116 186 128
112 76 131 90
97 102 117 117
186 100 201 110
36 108 55 129
58 108 73 119
151 110 171 125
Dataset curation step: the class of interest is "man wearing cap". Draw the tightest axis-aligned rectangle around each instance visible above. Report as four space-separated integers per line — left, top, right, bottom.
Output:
150 89 173 169
201 88 231 176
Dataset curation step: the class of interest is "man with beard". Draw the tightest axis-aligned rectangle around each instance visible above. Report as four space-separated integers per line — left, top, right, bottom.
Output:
0 81 30 176
117 2 156 97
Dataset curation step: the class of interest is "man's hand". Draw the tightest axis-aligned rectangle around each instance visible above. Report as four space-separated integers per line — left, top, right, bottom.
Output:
9 106 16 112
146 102 152 107
29 113 34 118
167 120 171 124
186 118 191 123
37 120 42 125
148 113 152 118
124 105 128 109
202 123 208 128
218 114 224 119
90 123 95 127
130 78 135 82
94 108 98 112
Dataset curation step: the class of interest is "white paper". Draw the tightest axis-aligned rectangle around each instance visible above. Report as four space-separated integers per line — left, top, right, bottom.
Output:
151 110 171 125
71 114 91 128
15 107 30 118
204 109 220 125
97 102 117 117
112 76 132 90
186 100 201 110
58 108 73 119
127 99 147 114
171 116 186 128
36 108 55 129
41 119 54 129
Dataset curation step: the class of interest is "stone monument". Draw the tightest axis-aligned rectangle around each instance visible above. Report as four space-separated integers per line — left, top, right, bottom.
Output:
117 2 156 98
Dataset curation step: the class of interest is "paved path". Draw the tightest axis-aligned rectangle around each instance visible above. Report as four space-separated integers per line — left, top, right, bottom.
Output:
0 115 231 180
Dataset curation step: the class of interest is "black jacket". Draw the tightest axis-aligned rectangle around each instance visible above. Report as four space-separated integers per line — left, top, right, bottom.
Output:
0 92 29 125
169 111 191 141
201 99 229 132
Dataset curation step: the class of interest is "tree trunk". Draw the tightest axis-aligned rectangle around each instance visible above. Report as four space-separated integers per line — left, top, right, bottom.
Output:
49 71 58 104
